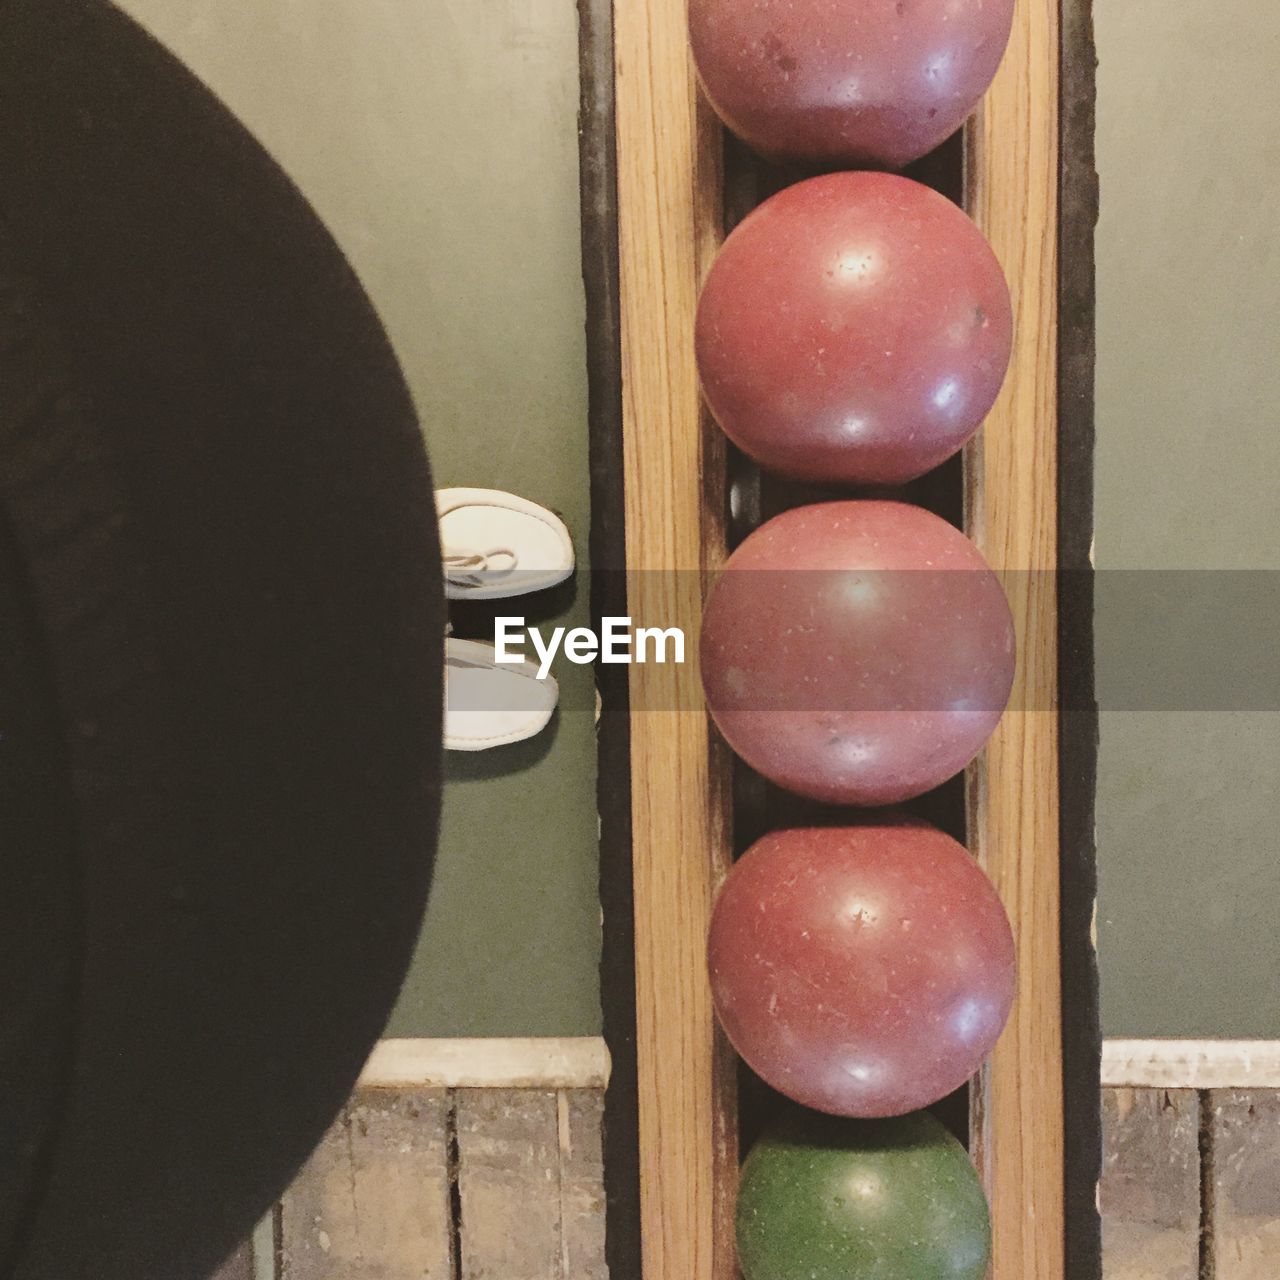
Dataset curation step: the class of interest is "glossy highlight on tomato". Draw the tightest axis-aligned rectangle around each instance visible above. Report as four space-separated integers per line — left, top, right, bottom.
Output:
696 173 1012 487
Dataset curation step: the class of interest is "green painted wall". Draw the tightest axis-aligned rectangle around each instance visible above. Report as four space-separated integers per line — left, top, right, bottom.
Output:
1096 1 1280 1036
117 0 602 1037
107 0 1280 1043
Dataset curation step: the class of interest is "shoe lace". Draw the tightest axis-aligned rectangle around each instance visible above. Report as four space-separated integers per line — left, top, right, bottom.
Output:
444 546 518 590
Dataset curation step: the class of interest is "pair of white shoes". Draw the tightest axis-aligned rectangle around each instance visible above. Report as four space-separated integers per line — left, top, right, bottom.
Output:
440 488 573 752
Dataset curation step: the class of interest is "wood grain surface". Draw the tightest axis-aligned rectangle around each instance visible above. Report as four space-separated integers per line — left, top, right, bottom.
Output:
1210 1091 1280 1278
558 1091 610 1280
279 1090 453 1280
455 1090 565 1279
615 1 738 1278
964 1 1064 1277
277 1085 608 1280
1101 1088 1200 1280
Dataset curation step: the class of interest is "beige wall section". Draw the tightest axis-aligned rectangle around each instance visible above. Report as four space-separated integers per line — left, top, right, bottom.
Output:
1095 1 1280 1037
114 0 603 1036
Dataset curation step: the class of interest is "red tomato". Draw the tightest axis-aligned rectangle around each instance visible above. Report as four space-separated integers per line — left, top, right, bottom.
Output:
696 172 1011 487
689 0 1015 168
699 500 1014 806
709 822 1016 1117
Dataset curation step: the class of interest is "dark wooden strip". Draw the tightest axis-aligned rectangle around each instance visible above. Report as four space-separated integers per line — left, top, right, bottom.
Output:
1058 5 1102 1275
578 1 642 1276
455 1089 562 1278
1211 1090 1280 1278
278 1089 452 1279
1101 1087 1199 1280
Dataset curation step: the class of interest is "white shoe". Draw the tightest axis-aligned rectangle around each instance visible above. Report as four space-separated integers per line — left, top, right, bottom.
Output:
438 487 574 600
444 637 558 751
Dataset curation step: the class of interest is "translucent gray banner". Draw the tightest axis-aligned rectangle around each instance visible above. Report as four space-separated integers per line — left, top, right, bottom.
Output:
442 570 1280 713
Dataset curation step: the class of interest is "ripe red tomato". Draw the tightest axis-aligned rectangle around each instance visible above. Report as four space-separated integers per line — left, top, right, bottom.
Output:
709 822 1016 1117
696 173 1011 487
700 500 1015 806
689 0 1015 168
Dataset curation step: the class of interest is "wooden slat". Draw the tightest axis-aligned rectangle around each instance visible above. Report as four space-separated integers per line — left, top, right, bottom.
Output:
1101 1088 1200 1280
279 1089 452 1280
1211 1090 1280 1278
614 2 738 1279
275 1085 611 1280
964 1 1063 1277
559 1090 609 1279
455 1089 562 1279
1105 1040 1280 1091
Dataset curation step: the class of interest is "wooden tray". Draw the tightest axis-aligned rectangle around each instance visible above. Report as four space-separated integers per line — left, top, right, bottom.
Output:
583 1 1101 1276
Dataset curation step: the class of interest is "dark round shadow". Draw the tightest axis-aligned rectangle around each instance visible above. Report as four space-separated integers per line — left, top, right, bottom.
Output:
0 2 444 1276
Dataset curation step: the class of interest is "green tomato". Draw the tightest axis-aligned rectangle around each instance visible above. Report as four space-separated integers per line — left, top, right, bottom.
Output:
737 1110 991 1280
